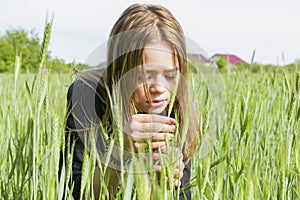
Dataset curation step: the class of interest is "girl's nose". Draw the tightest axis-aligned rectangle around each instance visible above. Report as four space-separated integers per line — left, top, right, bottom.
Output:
149 75 168 93
149 83 167 93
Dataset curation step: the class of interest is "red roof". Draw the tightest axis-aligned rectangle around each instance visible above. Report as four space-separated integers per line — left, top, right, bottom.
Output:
211 54 247 65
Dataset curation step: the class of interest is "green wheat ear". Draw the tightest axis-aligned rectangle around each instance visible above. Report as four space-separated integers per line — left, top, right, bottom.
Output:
39 15 53 69
80 141 90 200
31 15 53 105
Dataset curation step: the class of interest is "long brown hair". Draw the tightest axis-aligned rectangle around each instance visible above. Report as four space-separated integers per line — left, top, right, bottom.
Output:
103 4 200 158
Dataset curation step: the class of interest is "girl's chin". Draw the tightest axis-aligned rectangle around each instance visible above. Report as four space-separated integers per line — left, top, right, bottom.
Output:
148 106 167 115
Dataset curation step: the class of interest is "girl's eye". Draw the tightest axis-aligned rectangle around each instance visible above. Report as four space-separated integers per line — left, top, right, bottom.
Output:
165 74 176 79
137 76 143 81
137 75 152 81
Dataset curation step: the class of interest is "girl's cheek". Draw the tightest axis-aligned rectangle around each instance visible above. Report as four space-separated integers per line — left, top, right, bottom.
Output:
132 88 146 104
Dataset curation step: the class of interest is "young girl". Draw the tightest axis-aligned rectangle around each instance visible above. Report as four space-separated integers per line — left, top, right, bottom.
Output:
59 4 200 200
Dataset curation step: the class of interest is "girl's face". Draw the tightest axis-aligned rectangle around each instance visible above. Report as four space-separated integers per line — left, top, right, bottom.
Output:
133 42 179 114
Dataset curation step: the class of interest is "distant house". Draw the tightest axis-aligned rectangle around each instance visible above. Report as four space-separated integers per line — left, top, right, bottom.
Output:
210 54 247 65
210 53 248 73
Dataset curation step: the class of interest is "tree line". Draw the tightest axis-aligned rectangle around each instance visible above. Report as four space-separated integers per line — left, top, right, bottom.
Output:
0 29 90 73
1 28 298 74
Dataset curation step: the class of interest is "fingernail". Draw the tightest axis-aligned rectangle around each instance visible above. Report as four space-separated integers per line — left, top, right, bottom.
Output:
155 166 161 172
170 118 176 124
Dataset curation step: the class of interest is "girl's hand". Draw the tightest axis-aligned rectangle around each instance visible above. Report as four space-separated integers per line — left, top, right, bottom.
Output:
124 114 176 152
153 147 185 187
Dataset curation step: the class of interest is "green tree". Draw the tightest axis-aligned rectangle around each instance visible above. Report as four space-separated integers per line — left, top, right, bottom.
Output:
0 37 15 72
0 28 90 73
49 58 73 73
0 29 42 72
216 56 228 73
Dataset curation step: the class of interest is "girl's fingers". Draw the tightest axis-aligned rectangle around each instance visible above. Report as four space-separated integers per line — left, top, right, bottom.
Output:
136 122 176 133
133 142 147 150
150 133 174 141
154 165 161 172
154 164 184 179
173 168 184 179
152 152 160 160
154 167 181 187
174 179 179 187
132 114 176 125
133 141 166 151
131 132 174 142
126 114 175 133
175 159 185 169
159 147 183 161
151 141 167 149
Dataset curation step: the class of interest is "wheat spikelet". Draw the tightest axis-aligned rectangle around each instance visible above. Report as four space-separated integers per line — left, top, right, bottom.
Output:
39 17 53 69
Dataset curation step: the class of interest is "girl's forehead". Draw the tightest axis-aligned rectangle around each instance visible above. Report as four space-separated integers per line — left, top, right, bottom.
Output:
142 42 179 70
140 64 176 72
144 41 172 52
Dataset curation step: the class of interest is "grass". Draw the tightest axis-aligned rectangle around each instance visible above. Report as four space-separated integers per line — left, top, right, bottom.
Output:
0 23 299 199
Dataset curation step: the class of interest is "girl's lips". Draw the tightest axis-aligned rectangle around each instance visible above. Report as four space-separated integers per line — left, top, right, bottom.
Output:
147 99 167 106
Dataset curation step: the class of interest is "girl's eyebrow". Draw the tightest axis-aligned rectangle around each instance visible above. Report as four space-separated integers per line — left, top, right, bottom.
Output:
144 69 177 73
164 69 178 73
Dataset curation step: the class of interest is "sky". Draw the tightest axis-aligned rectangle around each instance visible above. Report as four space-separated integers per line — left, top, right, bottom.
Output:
1 0 299 65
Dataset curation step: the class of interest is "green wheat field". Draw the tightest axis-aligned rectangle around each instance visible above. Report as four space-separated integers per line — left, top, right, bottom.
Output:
0 23 299 200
